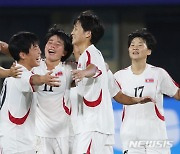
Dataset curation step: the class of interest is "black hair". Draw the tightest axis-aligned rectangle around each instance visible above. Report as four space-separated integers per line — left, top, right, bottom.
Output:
8 31 39 61
45 24 73 62
73 10 104 45
128 28 157 51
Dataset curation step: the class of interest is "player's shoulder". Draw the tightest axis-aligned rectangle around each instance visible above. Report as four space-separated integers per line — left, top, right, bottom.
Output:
114 66 130 76
147 64 171 80
63 61 77 70
147 64 167 73
32 59 45 73
87 45 102 55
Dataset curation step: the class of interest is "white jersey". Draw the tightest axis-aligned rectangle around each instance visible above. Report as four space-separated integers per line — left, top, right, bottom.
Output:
114 64 179 149
75 44 119 135
0 64 35 153
70 70 119 136
33 60 72 138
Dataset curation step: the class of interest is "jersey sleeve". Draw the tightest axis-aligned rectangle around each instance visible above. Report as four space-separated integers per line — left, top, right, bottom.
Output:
15 71 34 92
85 50 103 78
64 63 73 87
107 70 121 97
159 68 179 97
114 71 122 89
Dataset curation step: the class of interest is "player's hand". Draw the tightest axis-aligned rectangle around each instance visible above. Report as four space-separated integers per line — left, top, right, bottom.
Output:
43 71 60 87
137 96 155 104
0 41 9 54
71 69 86 82
9 62 22 78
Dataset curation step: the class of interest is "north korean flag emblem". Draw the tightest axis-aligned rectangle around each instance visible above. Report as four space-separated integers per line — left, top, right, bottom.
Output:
145 78 154 83
55 71 63 76
78 63 81 68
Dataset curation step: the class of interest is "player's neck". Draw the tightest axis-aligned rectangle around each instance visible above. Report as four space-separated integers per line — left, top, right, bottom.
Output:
78 42 92 55
131 60 147 75
45 59 61 70
18 60 32 71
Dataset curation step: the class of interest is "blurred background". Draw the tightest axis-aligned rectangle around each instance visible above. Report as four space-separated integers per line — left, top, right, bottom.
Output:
0 0 179 153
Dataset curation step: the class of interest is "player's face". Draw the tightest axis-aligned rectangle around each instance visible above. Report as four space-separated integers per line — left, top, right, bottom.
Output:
128 37 151 61
71 21 87 47
25 44 41 69
45 35 65 62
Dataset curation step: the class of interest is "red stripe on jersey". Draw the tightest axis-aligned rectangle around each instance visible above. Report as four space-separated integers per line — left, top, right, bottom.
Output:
83 89 102 107
145 79 154 83
63 97 71 115
93 67 102 78
172 80 179 88
115 79 122 89
86 50 91 67
154 104 165 121
162 68 179 88
122 107 125 122
86 140 92 154
8 108 30 125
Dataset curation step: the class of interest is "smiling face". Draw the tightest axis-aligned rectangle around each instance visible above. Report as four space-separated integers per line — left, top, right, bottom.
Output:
71 21 89 47
45 35 65 63
20 43 41 70
129 37 151 61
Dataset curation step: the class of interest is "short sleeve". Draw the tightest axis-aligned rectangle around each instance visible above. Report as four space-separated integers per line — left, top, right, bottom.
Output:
107 70 121 97
64 63 73 85
159 68 179 97
15 71 34 92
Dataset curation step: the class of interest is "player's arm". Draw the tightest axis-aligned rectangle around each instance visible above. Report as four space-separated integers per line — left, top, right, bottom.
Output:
113 91 153 105
0 41 11 56
30 71 60 87
0 62 22 78
173 88 180 100
71 64 98 81
0 67 11 78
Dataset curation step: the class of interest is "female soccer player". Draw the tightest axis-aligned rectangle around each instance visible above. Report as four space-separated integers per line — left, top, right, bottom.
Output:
114 28 180 154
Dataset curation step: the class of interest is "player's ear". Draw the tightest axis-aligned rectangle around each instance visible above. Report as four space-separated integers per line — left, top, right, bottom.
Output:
147 49 151 56
62 50 67 57
19 51 26 60
85 30 91 39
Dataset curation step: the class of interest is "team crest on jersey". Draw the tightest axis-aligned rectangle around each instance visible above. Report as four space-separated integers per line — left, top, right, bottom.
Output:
78 63 81 68
145 78 154 83
55 71 63 76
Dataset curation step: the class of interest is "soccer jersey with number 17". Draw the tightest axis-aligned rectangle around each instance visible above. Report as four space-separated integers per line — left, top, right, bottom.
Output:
114 64 179 150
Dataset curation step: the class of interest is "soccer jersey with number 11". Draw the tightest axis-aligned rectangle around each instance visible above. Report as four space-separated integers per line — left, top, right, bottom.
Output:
33 60 72 138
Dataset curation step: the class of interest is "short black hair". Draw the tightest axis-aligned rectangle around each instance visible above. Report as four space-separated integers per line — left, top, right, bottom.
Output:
45 24 73 62
128 28 157 51
73 10 104 45
8 31 39 61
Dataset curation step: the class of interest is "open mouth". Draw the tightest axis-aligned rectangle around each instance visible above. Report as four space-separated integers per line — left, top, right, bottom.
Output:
48 49 55 55
36 57 41 63
132 51 139 55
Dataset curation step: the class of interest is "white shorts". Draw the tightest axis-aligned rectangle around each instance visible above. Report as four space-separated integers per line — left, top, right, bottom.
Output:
0 137 2 154
72 132 114 154
0 136 36 154
35 136 69 154
123 147 171 154
69 135 74 154
1 150 36 154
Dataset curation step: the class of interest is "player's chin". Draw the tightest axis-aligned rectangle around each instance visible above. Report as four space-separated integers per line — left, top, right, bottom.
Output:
34 61 41 67
72 39 77 45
